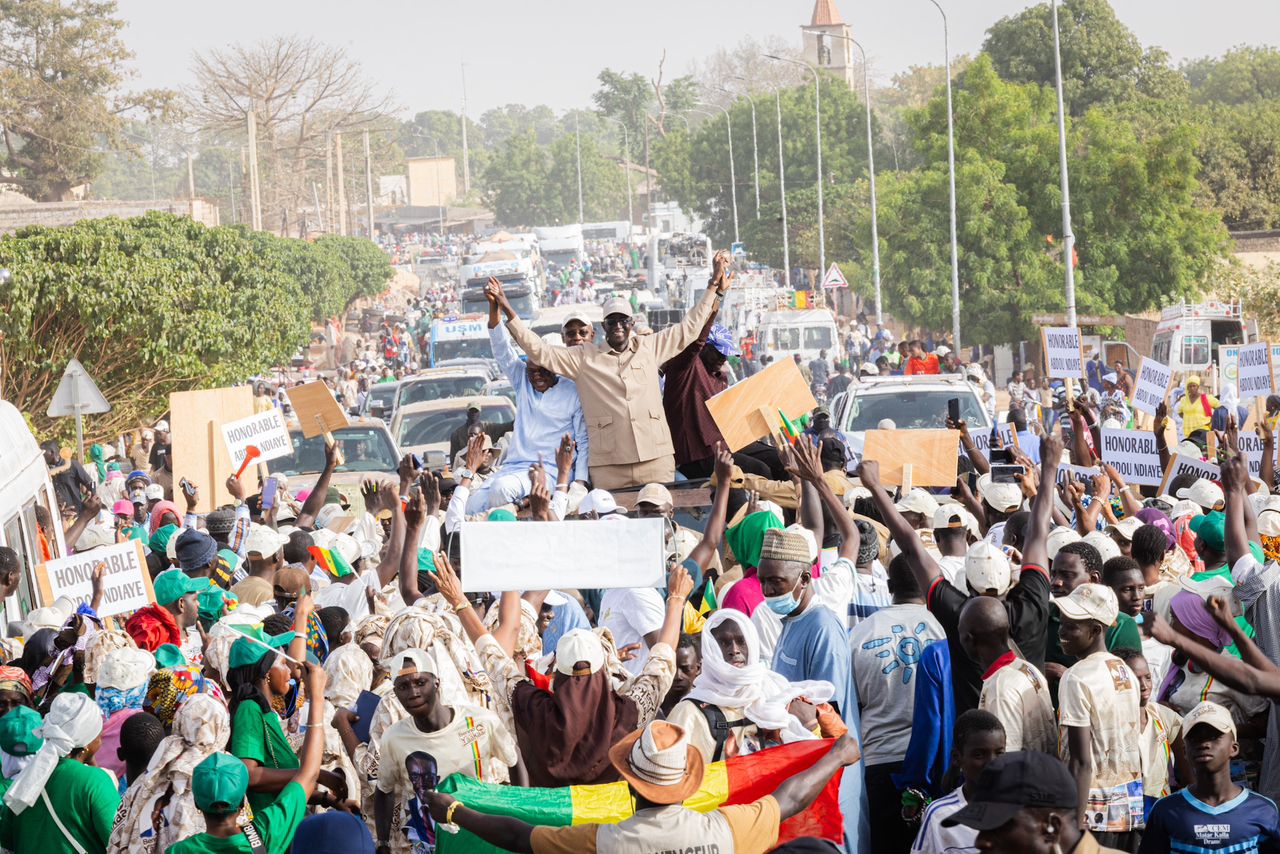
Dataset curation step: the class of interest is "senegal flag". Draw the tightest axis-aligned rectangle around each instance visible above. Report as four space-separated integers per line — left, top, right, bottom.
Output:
436 739 845 852
697 577 718 616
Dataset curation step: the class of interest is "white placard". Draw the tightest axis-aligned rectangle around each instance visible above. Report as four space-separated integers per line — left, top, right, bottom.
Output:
970 424 1019 460
1056 463 1101 486
459 518 665 592
1100 428 1164 486
35 540 154 618
1237 342 1273 401
1237 432 1279 480
1041 327 1085 379
221 409 294 468
1130 357 1173 417
1158 454 1221 496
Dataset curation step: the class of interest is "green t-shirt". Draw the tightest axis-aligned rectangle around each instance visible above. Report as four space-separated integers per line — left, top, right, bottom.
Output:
230 700 299 815
0 757 120 854
166 780 306 854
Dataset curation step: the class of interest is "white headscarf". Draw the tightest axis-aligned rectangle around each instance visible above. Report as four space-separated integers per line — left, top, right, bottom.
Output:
684 610 833 744
4 692 103 813
323 641 374 710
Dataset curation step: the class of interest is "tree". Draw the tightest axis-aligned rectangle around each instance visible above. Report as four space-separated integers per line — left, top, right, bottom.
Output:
0 0 174 200
1218 258 1280 339
545 132 626 224
593 69 653 153
188 36 393 235
1192 102 1280 230
982 0 1185 114
1184 46 1280 105
479 131 551 226
479 104 559 148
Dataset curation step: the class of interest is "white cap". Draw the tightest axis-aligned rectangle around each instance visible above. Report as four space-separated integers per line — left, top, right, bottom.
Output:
877 418 897 430
1047 526 1083 559
555 629 606 676
1083 530 1121 564
932 505 979 539
1052 582 1119 626
1182 700 1237 739
24 606 67 633
964 541 1013 595
976 473 1023 514
1168 499 1203 521
1258 495 1280 537
579 488 621 517
1103 372 1118 385
244 524 289 558
895 488 941 518
332 533 360 566
1177 478 1224 511
935 345 951 357
154 420 170 433
1175 440 1204 459
145 484 165 501
1105 517 1142 542
314 503 345 530
97 647 155 691
636 483 674 508
386 647 437 677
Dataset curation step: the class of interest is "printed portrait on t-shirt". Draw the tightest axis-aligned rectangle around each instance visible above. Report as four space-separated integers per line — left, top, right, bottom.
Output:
405 750 439 849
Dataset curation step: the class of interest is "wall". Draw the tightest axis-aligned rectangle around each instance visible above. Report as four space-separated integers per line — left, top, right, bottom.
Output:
406 157 458 208
0 198 220 234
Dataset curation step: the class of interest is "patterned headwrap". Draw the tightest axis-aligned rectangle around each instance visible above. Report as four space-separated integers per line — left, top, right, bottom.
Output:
96 684 148 717
0 666 32 705
144 666 225 728
82 629 137 686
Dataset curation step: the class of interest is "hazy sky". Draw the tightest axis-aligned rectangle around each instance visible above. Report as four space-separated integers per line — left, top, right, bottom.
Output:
115 0 1279 116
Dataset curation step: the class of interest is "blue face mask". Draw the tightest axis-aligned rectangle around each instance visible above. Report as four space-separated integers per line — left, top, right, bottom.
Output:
763 590 799 617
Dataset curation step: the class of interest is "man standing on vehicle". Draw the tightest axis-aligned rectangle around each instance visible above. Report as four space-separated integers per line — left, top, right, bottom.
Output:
490 250 733 489
809 349 831 392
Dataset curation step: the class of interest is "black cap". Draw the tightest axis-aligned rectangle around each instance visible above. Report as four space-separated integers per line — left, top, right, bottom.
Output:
942 751 1077 831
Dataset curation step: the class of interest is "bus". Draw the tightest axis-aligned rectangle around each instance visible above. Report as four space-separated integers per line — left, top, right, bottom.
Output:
429 316 491 366
458 254 539 321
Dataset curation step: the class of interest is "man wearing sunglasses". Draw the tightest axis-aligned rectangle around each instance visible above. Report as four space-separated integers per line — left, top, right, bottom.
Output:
489 249 734 489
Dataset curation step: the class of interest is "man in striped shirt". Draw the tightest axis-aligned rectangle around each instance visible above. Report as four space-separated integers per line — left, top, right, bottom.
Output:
911 710 1006 854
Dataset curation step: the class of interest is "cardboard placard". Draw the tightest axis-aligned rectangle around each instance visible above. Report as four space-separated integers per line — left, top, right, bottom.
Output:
171 386 255 513
704 357 818 452
1130 357 1173 417
861 429 959 487
1041 327 1086 380
1056 463 1101 486
970 424 1020 460
1100 428 1163 486
1158 454 1221 496
1237 342 1273 401
287 381 349 439
34 540 153 618
1238 431 1279 480
221 409 294 469
458 518 665 592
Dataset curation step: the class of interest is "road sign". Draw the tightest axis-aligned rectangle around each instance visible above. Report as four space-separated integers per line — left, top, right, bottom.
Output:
821 263 848 289
47 358 110 463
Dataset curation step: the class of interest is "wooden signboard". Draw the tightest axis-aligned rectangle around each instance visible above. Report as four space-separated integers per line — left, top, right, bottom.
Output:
704 357 818 452
861 429 960 487
171 385 255 513
287 381 349 439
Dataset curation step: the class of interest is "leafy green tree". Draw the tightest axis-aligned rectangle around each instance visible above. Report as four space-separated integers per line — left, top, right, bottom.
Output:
479 131 551 226
479 104 560 149
0 0 174 200
593 69 653 154
545 132 626 224
982 0 1186 114
1192 102 1280 230
1184 46 1280 105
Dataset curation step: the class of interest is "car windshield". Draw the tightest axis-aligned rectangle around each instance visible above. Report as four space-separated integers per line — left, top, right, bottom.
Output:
432 338 491 362
398 404 512 447
845 389 987 431
398 376 488 406
268 427 400 475
804 327 833 349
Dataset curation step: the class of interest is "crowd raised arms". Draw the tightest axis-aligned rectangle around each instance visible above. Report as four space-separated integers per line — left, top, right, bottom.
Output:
9 240 1280 854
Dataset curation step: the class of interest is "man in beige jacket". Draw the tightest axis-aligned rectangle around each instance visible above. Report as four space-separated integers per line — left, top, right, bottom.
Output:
487 250 732 489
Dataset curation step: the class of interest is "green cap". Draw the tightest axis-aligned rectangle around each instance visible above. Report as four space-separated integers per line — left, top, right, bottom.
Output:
192 752 249 813
416 548 435 575
198 587 237 624
153 643 187 669
486 508 517 522
228 625 295 670
153 569 209 606
0 707 43 756
1190 510 1226 554
149 523 179 555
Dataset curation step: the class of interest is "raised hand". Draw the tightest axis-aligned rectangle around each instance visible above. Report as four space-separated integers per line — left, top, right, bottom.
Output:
420 471 441 517
433 550 467 608
555 433 575 477
464 432 489 473
528 463 552 520
788 435 825 484
713 442 734 485
856 459 881 488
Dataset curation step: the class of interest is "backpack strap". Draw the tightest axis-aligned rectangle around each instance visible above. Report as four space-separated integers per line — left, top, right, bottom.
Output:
695 702 754 763
241 821 267 854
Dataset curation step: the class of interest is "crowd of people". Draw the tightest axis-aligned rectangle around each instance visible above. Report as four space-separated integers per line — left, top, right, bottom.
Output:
9 246 1280 854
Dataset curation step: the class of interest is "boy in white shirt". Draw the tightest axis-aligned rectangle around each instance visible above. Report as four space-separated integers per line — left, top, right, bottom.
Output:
911 709 1006 854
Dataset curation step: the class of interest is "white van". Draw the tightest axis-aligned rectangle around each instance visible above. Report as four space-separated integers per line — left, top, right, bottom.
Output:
0 400 67 629
1150 300 1248 376
759 309 841 364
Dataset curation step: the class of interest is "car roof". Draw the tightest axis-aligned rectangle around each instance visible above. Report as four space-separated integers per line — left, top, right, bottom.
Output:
849 373 977 392
392 395 514 417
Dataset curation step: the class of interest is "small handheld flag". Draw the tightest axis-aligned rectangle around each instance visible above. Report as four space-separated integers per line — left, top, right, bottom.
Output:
779 410 802 444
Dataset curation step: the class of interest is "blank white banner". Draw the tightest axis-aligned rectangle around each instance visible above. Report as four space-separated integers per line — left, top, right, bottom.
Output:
459 518 665 592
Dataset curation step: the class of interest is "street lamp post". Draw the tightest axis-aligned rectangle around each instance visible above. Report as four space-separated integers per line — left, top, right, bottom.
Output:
603 117 635 245
697 102 739 245
574 111 584 226
926 0 962 352
1051 0 1077 329
727 79 761 218
765 54 824 278
771 86 791 289
811 31 883 325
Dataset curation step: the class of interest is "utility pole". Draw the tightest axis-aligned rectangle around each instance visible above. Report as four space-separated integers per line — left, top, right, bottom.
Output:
574 111 584 225
229 159 238 224
460 63 472 195
363 129 375 241
246 105 262 231
312 182 325 234
1052 0 1077 329
774 87 790 288
186 152 195 199
335 132 348 236
325 133 334 235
